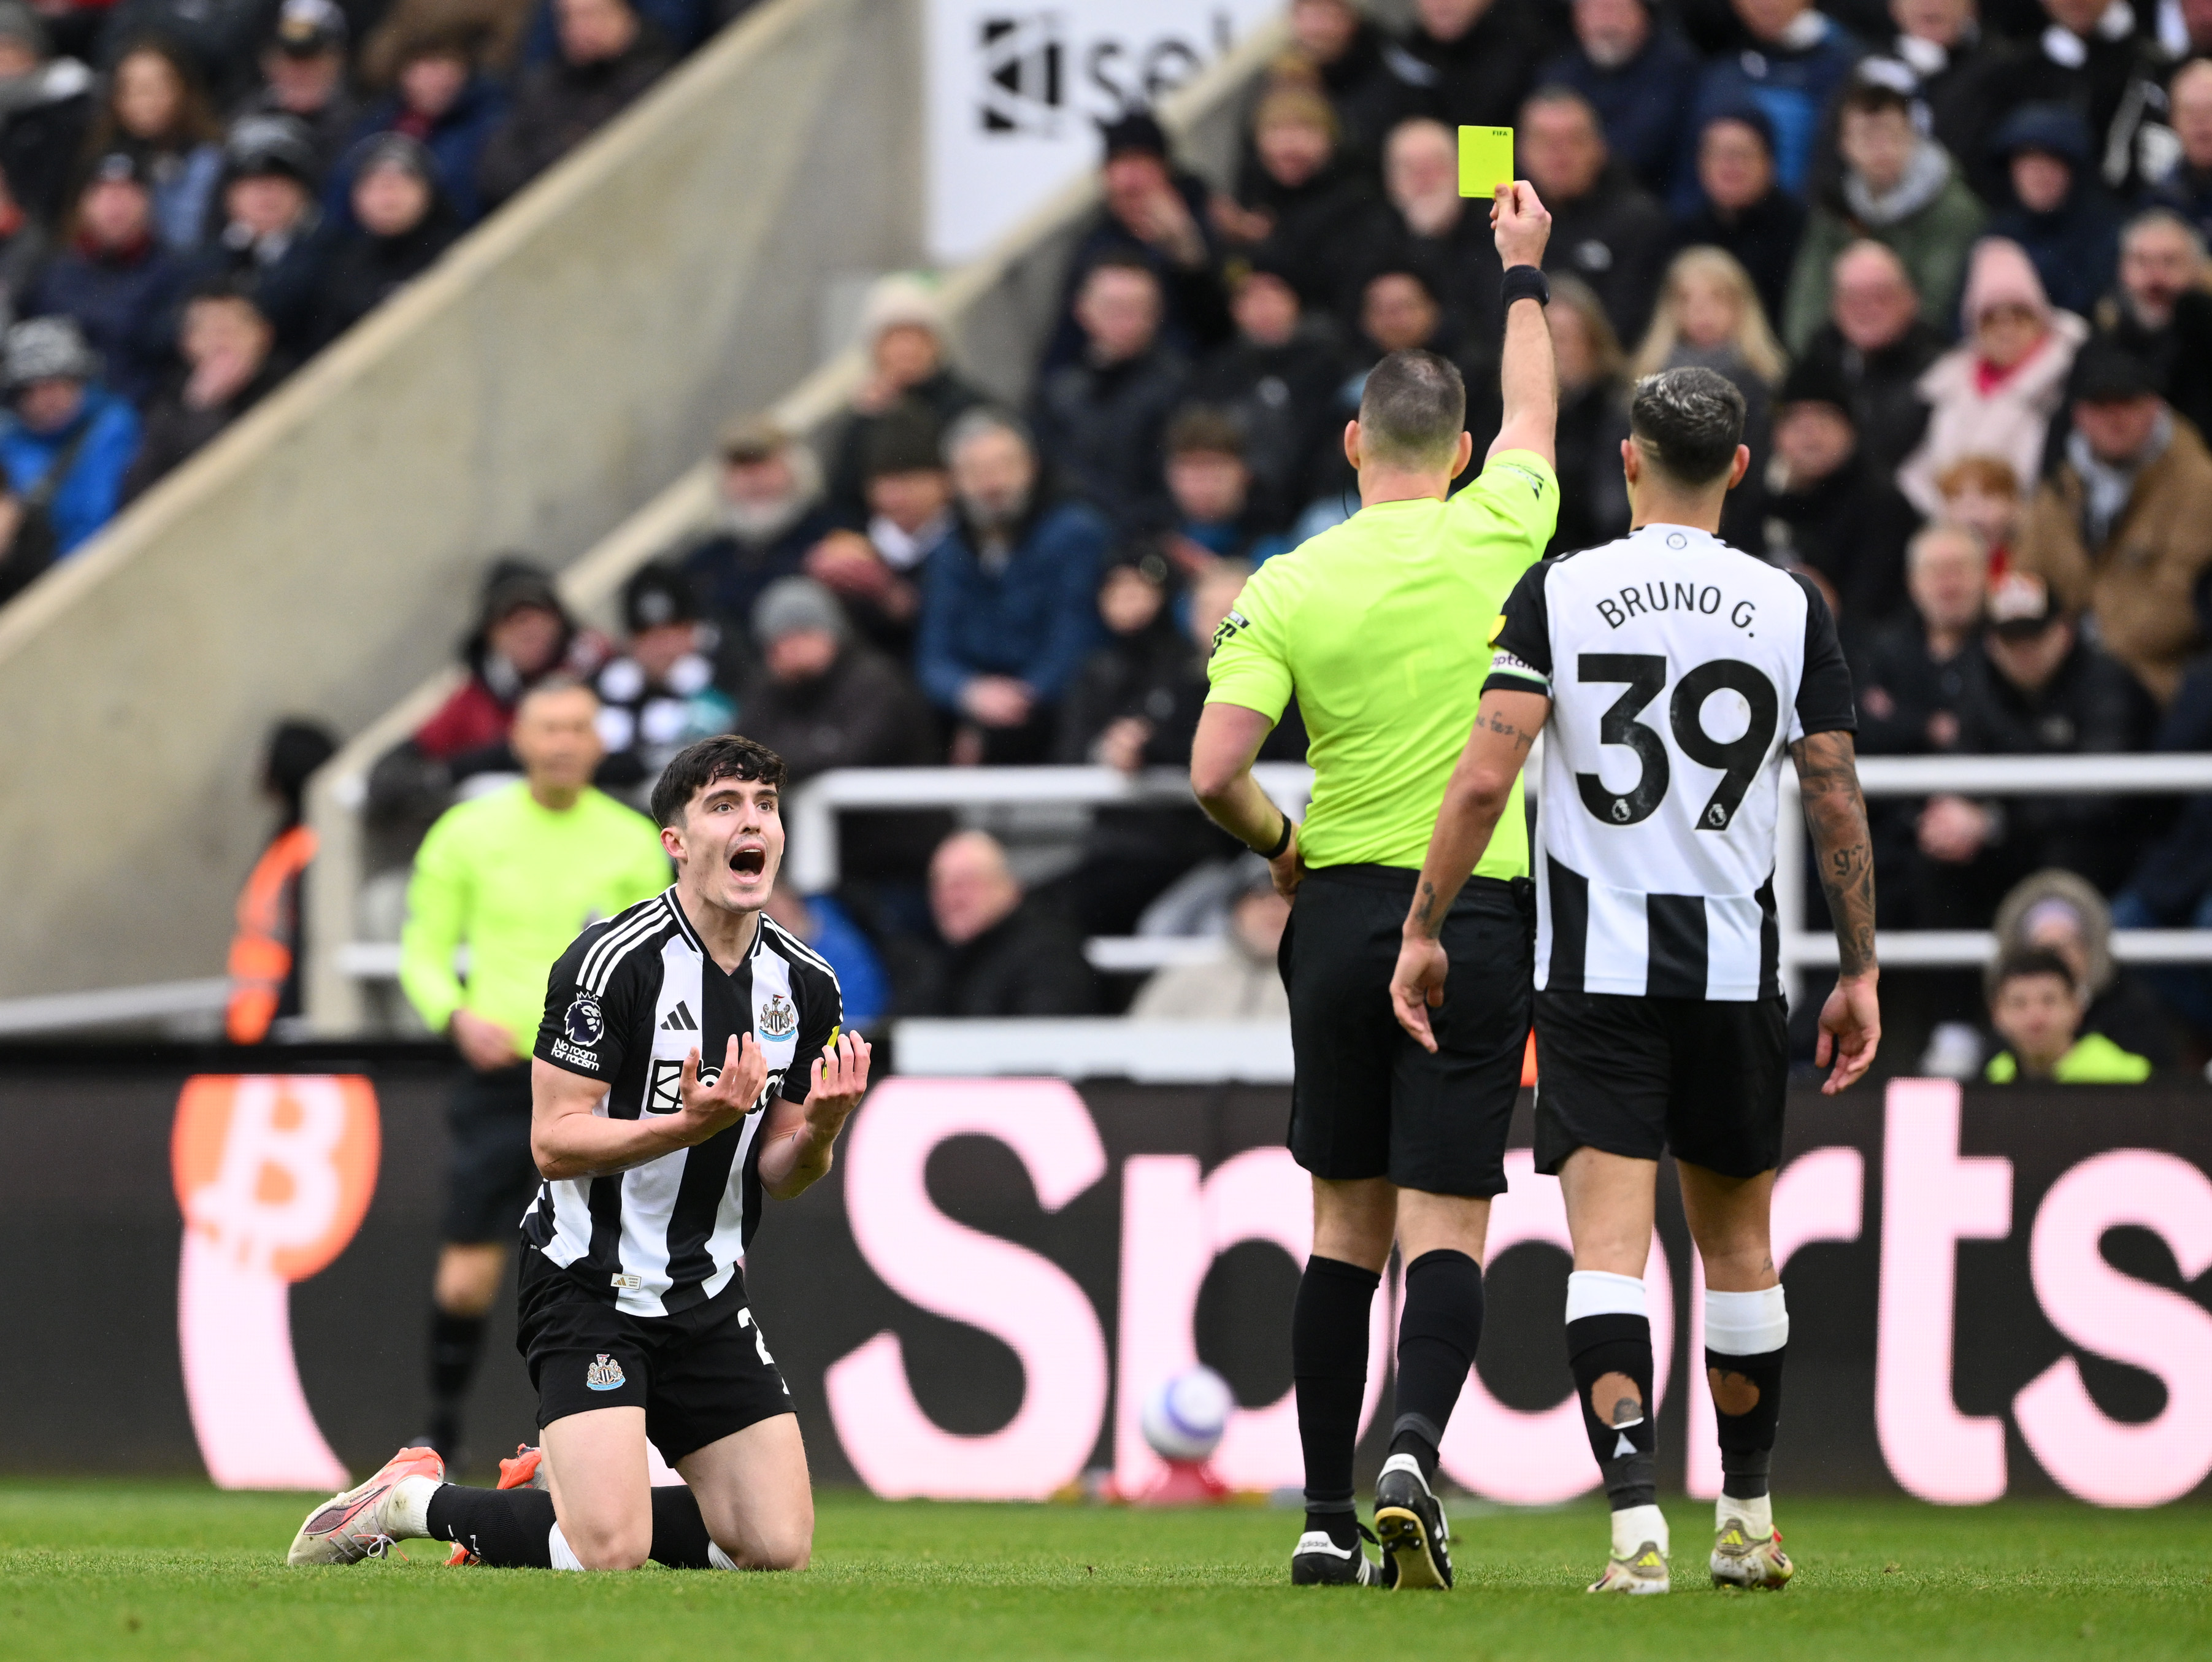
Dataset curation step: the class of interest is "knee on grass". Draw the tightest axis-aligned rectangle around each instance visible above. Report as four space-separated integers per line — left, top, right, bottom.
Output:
564 1522 653 1572
715 1522 812 1571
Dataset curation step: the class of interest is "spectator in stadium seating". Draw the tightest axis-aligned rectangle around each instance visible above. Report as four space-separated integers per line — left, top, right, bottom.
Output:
1375 0 1560 134
475 0 672 212
1855 519 1988 755
1791 239 1940 475
739 574 937 781
1539 0 1701 201
1287 0 1404 166
916 407 1107 766
764 882 886 1028
28 152 186 403
821 273 983 526
588 562 734 806
0 448 56 604
2003 0 2172 198
2012 341 2212 708
2113 657 2212 1031
1984 104 2123 323
1188 255 1346 534
1914 571 2148 921
232 0 361 179
679 416 831 677
907 828 1099 1017
2091 210 2212 439
1161 405 1293 574
1762 350 1921 637
1212 82 1372 313
1520 85 1673 345
190 117 334 356
309 133 459 347
1934 452 2024 572
1673 107 1806 329
1782 77 1984 352
85 40 222 255
1884 0 2013 194
1546 274 1631 556
413 559 602 766
1679 0 1864 212
1993 866 2175 1067
2148 58 2212 247
121 279 288 501
336 20 506 227
1899 237 2086 517
1130 856 1292 1020
1629 245 1784 546
0 316 137 553
805 402 949 659
1053 541 1188 771
0 156 49 320
0 4 91 225
1356 116 1503 339
1042 111 1229 372
1981 946 2153 1082
1031 255 1188 531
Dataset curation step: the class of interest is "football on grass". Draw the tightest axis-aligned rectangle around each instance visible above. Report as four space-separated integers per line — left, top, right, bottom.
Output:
1140 1366 1233 1462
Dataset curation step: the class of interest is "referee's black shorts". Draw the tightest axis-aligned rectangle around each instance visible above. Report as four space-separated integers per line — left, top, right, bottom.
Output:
442 1062 542 1245
1281 866 1532 1198
1531 990 1788 1180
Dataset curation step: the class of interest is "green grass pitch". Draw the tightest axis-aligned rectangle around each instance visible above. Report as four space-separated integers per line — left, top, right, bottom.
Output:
2 1484 2208 1661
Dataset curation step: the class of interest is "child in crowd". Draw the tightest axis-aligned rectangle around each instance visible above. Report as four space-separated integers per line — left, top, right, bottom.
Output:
1983 947 2152 1083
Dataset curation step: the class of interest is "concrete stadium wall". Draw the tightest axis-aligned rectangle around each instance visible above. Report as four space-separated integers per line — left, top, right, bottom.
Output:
0 0 916 1001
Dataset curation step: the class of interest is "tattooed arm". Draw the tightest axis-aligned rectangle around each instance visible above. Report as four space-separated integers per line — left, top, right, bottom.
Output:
1791 728 1882 1094
1389 688 1551 1052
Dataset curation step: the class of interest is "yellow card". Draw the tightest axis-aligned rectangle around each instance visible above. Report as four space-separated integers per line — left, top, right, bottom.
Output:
1458 126 1515 199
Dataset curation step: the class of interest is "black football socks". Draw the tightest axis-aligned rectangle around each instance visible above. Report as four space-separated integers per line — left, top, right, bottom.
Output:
1293 1255 1379 1549
424 1482 727 1569
427 1308 490 1455
1388 1248 1486 1483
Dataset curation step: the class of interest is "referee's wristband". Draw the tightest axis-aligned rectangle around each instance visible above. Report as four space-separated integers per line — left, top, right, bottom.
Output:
1500 264 1550 310
1258 815 1293 860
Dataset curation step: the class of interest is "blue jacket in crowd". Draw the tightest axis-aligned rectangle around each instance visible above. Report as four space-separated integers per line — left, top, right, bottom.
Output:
915 497 1108 712
329 78 509 228
28 244 189 405
2 386 143 555
1539 26 1704 202
1677 16 1864 214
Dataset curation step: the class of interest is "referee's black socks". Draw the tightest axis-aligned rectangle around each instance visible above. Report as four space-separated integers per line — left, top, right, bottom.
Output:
427 1308 490 1453
1388 1248 1485 1483
1705 1284 1789 1532
1292 1255 1378 1549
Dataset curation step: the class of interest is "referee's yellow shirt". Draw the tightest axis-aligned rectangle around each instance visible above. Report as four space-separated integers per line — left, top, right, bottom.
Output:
1205 450 1558 879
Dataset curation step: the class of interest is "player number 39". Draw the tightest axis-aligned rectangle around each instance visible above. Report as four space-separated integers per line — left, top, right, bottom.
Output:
1572 653 1780 831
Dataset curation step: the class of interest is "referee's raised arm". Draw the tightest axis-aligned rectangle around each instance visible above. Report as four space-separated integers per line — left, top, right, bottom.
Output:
1486 182 1559 467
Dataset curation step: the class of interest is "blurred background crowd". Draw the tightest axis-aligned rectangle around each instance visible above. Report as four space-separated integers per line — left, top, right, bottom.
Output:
39 0 2212 1076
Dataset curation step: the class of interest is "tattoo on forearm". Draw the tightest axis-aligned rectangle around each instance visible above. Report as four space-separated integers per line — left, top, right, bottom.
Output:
1412 877 1440 934
1791 735 1877 977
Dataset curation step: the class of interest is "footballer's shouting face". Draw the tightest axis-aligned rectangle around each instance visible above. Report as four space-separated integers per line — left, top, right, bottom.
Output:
667 774 784 917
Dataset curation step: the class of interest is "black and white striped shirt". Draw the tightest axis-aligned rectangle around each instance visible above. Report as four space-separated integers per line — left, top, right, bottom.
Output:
1484 525 1856 1001
526 887 842 1317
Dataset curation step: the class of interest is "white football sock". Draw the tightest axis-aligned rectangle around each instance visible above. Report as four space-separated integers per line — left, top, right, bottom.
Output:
547 1523 586 1572
708 1542 740 1571
387 1475 439 1539
1565 1269 1647 1324
1704 1285 1788 1356
1611 1502 1669 1560
1718 1491 1774 1539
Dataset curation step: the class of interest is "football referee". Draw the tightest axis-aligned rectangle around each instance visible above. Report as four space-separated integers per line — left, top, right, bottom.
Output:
399 679 670 1463
1192 182 1559 1591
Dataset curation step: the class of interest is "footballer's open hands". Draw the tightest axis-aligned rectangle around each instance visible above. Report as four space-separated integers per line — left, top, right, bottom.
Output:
675 1033 769 1144
1389 933 1451 1055
1815 971 1881 1095
804 1031 874 1144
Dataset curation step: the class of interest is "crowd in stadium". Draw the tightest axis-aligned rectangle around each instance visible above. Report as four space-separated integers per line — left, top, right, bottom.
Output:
0 0 763 604
227 0 2212 1066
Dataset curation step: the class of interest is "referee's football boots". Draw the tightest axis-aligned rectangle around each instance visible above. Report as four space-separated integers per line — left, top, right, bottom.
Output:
1372 1453 1453 1589
286 1445 445 1566
1290 1522 1394 1587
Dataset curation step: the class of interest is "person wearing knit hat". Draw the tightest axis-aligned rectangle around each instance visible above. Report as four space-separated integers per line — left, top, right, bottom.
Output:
1986 103 2123 321
25 151 186 405
194 114 337 354
309 129 459 347
824 271 985 522
0 314 140 556
589 561 734 810
1898 237 2087 517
